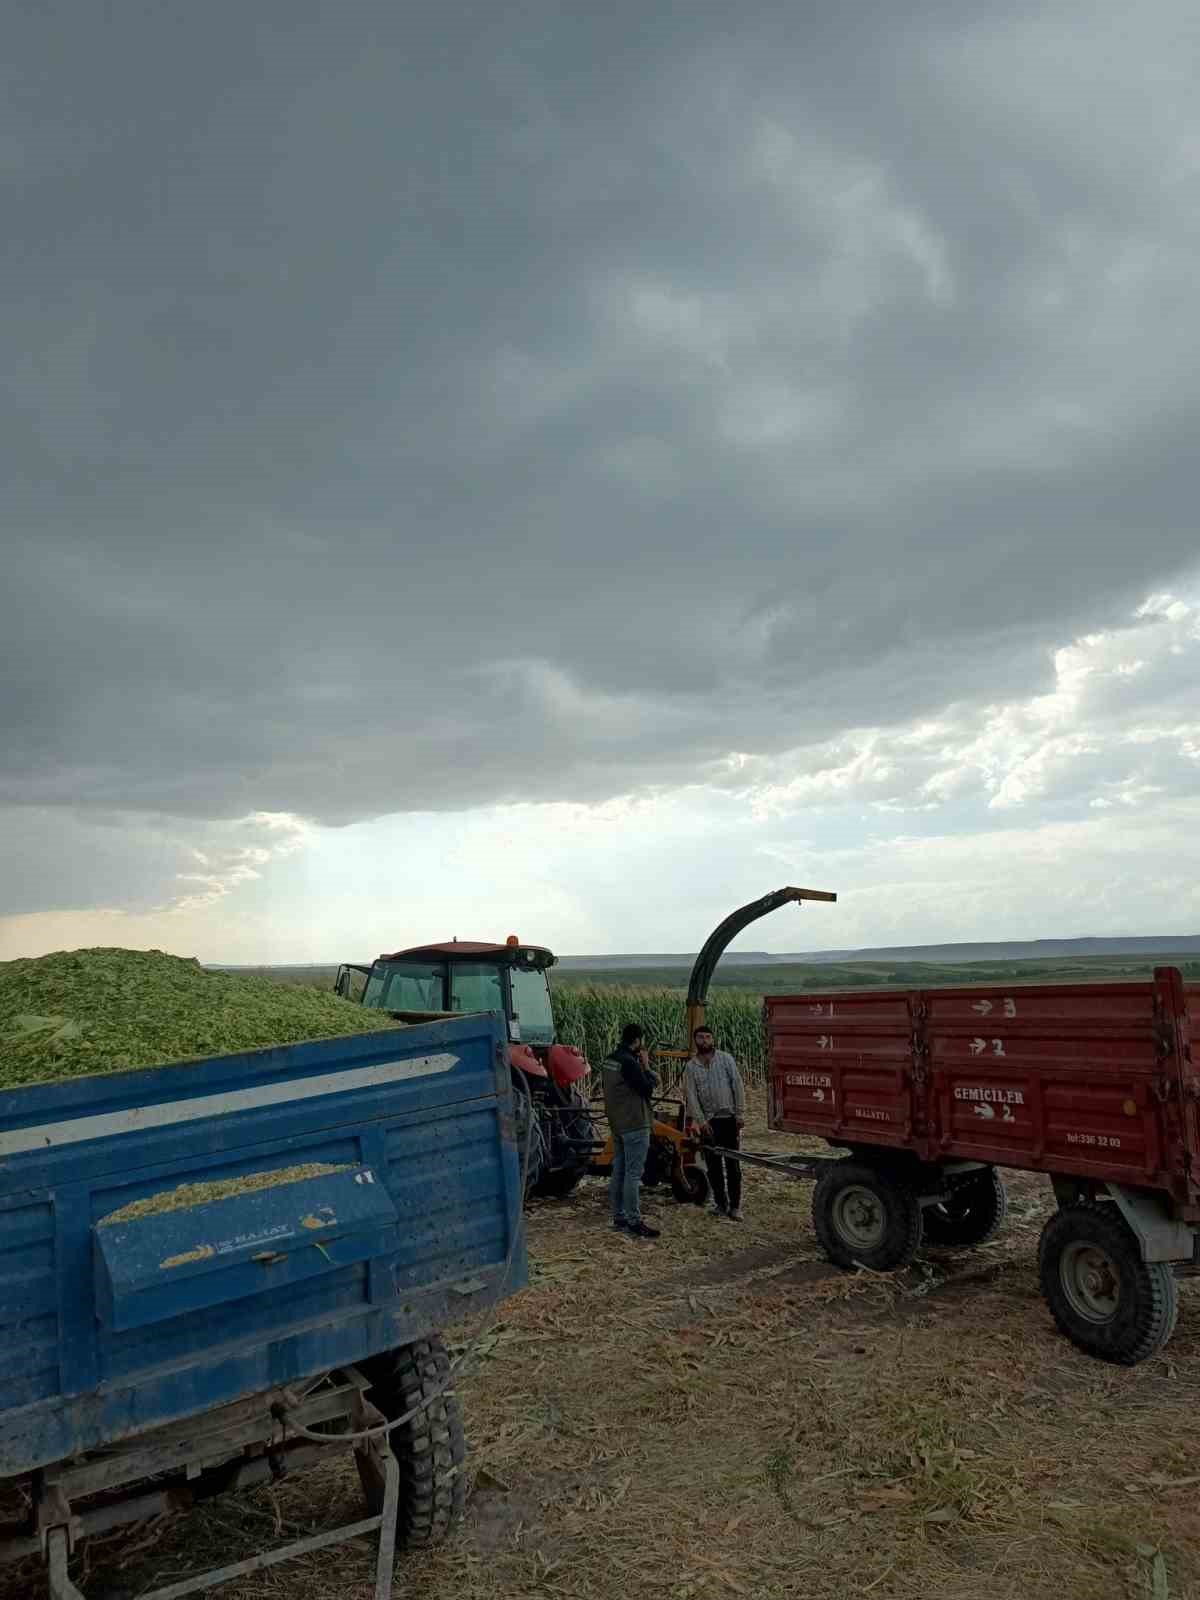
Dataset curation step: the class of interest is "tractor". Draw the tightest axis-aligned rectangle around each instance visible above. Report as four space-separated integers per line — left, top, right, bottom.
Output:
335 887 837 1209
336 937 595 1198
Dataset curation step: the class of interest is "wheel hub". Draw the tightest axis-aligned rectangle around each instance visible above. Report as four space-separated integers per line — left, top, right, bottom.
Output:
1060 1241 1120 1323
832 1184 886 1249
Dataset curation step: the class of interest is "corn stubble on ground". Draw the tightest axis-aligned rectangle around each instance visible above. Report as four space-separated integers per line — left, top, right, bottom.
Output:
12 1090 1194 1600
0 947 404 1088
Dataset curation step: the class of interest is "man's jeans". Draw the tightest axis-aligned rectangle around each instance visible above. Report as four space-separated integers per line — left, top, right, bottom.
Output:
611 1128 650 1225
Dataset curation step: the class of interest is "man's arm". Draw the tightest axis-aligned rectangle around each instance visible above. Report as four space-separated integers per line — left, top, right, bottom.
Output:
683 1062 704 1125
728 1054 746 1120
620 1053 657 1100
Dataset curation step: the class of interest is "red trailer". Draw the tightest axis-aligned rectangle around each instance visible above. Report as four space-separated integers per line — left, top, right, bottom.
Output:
757 966 1198 1364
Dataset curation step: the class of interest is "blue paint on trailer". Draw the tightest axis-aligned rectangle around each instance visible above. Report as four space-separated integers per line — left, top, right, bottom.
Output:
0 1013 525 1479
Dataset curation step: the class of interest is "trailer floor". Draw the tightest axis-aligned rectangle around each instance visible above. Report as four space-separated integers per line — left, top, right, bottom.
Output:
5 1090 1199 1600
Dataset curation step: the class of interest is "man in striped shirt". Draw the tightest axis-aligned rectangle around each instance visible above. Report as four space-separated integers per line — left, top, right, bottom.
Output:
683 1026 746 1221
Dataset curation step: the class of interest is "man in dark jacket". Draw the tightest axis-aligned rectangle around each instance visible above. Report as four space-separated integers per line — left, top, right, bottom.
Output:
600 1022 661 1239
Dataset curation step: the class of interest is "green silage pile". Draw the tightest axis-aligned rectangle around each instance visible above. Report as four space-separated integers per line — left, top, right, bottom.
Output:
0 947 403 1090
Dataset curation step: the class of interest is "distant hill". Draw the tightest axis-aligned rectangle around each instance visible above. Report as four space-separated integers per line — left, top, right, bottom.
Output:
222 941 1200 1000
556 934 1200 970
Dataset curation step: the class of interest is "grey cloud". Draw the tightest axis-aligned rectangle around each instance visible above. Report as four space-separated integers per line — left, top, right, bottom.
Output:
724 595 1200 824
0 808 305 918
4 1 1200 892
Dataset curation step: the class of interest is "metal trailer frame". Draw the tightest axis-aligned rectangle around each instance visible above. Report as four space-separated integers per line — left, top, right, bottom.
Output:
711 1144 1200 1267
4 1370 403 1600
703 1143 990 1195
0 1014 523 1598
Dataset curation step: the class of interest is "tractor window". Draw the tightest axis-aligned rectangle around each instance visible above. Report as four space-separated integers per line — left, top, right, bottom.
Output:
448 963 504 1017
380 963 445 1011
510 966 555 1046
362 969 388 1008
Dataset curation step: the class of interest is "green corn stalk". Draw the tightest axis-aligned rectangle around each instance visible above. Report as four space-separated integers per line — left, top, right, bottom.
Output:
550 980 769 1085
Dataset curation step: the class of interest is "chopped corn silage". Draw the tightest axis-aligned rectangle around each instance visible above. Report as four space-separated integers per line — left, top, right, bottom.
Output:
0 947 404 1090
101 1163 352 1224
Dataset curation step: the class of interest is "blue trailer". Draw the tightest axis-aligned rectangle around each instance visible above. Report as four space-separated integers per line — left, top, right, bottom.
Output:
0 1012 527 1600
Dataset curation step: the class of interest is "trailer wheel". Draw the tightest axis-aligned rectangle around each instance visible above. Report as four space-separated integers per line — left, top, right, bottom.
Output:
922 1167 1008 1249
812 1161 922 1272
358 1336 466 1547
671 1163 710 1206
1038 1204 1178 1365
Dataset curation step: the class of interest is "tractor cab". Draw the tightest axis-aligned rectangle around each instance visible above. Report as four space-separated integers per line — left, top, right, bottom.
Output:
337 938 592 1196
340 937 557 1047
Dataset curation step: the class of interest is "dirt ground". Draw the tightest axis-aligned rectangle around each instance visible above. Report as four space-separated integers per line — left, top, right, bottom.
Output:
8 1093 1200 1600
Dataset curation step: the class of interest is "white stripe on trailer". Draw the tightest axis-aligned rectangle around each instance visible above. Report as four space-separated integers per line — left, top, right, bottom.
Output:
0 1053 460 1157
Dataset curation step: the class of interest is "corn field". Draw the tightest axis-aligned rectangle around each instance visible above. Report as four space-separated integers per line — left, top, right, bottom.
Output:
550 981 769 1084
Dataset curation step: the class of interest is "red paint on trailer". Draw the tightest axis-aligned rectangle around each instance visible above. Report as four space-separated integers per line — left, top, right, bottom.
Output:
767 967 1200 1217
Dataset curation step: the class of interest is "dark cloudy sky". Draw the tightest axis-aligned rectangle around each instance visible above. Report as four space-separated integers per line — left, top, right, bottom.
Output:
3 1 1199 961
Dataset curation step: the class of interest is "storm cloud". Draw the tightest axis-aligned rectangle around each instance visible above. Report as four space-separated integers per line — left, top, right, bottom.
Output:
4 1 1200 936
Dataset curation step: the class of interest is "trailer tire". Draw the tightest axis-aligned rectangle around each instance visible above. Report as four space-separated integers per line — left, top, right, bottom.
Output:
812 1161 922 1272
1038 1203 1178 1365
359 1336 467 1548
922 1167 1008 1249
671 1163 710 1206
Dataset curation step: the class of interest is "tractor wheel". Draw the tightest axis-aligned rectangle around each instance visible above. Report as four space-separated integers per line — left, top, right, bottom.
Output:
511 1088 546 1195
1038 1203 1178 1365
671 1163 710 1206
643 1137 675 1189
922 1167 1008 1249
532 1164 585 1199
812 1160 922 1272
358 1336 466 1548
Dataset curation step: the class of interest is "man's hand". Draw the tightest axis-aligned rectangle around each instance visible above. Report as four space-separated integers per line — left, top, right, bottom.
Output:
699 1122 712 1140
736 1118 745 1130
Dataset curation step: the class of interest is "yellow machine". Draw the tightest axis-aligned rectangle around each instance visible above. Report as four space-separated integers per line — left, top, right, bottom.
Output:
590 886 837 1204
588 1096 710 1203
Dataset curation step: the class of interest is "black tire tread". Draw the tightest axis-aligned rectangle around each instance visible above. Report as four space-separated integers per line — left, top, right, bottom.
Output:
671 1164 710 1206
360 1336 466 1548
812 1160 922 1272
1038 1202 1178 1366
532 1164 585 1198
922 1166 1008 1249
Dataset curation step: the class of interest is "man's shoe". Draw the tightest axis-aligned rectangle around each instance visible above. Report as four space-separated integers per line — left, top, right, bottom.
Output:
727 1207 744 1222
612 1218 629 1231
709 1201 727 1218
628 1221 660 1239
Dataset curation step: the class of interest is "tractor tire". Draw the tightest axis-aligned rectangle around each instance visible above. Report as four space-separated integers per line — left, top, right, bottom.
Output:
643 1137 675 1189
1038 1203 1178 1365
532 1164 585 1199
511 1088 546 1195
922 1166 1008 1249
531 1086 592 1199
812 1160 922 1273
358 1336 467 1548
671 1163 710 1206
